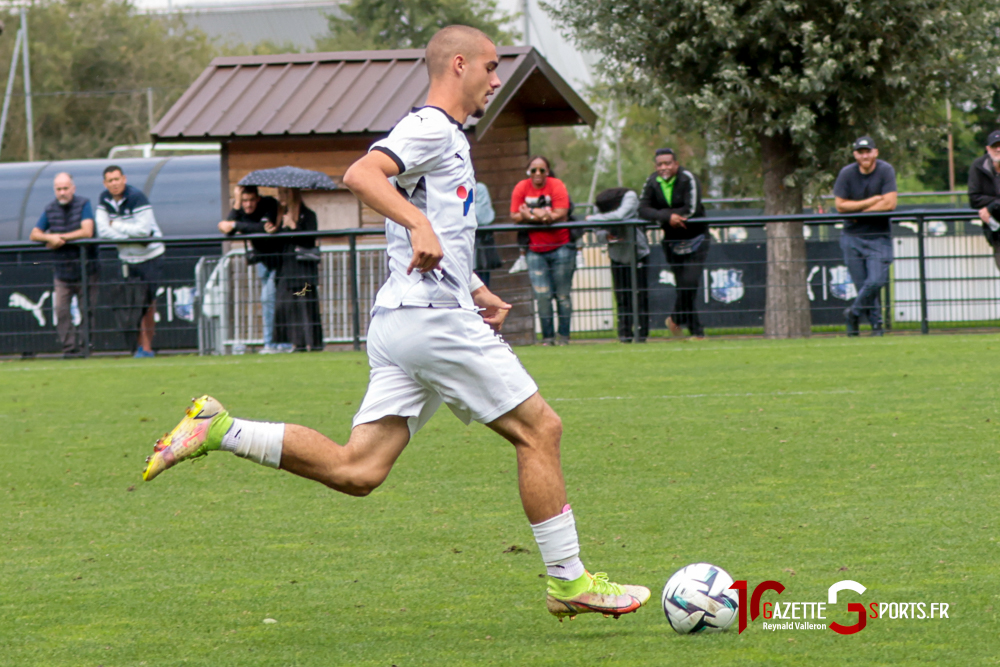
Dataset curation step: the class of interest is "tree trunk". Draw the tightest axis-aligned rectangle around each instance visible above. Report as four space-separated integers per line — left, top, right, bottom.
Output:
759 131 811 338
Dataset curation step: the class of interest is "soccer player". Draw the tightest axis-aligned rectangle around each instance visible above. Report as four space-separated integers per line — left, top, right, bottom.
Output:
142 25 650 621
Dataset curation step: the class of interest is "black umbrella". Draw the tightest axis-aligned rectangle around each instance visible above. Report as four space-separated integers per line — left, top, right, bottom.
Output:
238 166 337 190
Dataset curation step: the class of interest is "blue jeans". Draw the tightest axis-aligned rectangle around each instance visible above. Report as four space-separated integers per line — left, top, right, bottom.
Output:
257 262 278 346
841 234 893 327
527 244 575 340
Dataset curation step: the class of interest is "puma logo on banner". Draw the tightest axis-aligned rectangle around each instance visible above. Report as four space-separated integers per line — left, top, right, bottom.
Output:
9 292 51 327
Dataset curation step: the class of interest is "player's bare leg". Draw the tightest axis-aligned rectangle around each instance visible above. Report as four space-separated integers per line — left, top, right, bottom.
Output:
142 396 409 496
488 392 566 523
488 392 650 620
144 392 647 619
278 418 410 496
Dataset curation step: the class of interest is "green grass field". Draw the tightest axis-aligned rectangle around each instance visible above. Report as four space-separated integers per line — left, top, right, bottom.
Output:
2 334 998 666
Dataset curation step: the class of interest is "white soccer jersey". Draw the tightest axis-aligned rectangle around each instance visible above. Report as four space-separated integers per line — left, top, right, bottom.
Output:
370 106 478 311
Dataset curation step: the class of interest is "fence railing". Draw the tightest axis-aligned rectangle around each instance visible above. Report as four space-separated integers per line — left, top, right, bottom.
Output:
0 208 996 357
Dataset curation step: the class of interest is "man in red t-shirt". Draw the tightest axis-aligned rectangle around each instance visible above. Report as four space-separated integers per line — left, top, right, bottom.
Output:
510 156 575 345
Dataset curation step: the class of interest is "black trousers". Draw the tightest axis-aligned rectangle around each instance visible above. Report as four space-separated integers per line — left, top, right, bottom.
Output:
610 259 649 340
663 237 710 336
276 259 323 351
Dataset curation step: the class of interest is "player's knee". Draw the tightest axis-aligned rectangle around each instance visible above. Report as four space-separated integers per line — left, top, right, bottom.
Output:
538 408 563 446
326 465 388 497
330 476 382 497
342 480 379 497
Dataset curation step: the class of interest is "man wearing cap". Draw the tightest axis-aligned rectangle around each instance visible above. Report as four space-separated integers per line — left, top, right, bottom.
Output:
967 129 1000 270
833 136 898 336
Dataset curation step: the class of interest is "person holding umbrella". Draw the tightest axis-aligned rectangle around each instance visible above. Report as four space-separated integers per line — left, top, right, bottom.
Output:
239 167 334 352
274 187 323 351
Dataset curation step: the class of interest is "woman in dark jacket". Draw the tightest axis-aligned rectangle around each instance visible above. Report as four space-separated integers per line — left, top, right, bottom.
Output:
274 187 324 351
638 148 709 338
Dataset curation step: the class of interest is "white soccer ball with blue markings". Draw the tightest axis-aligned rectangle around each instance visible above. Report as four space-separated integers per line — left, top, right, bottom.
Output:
662 562 739 634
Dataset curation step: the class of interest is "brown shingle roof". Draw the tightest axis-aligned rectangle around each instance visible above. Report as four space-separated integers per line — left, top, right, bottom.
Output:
152 47 595 142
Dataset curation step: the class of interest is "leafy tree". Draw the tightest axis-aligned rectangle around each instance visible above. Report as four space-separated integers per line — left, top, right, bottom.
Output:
0 0 220 161
317 0 517 51
532 99 764 206
549 0 1000 336
917 94 1000 191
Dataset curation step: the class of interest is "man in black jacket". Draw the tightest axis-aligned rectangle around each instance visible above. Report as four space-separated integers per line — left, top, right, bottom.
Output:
29 173 98 358
218 185 285 352
967 129 1000 270
638 148 709 337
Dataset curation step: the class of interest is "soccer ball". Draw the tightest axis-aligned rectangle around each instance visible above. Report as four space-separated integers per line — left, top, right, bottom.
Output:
662 562 739 634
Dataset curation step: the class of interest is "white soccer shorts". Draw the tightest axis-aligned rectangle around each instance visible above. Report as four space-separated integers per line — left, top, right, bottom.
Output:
353 306 539 437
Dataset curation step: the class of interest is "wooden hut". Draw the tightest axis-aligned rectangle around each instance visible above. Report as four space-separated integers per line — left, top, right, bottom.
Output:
152 46 596 344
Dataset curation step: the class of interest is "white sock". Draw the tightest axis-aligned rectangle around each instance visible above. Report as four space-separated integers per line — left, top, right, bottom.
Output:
219 418 285 469
530 505 586 581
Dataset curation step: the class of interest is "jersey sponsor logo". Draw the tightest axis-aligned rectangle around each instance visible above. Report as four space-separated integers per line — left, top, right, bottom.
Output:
457 185 474 216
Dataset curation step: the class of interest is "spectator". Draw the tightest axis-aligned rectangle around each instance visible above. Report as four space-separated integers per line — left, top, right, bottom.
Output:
638 147 708 338
510 156 574 345
474 181 502 288
274 187 323 351
95 165 165 358
28 172 98 358
967 129 1000 270
218 185 289 353
589 187 650 343
833 135 897 337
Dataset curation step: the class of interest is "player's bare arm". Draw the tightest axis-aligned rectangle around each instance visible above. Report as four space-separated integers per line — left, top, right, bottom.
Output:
343 150 443 274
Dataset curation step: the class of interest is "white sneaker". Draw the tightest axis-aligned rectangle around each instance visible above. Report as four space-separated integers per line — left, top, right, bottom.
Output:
509 255 528 274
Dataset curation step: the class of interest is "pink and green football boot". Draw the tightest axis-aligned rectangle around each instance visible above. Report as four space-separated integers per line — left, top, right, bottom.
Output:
142 395 231 481
546 571 650 621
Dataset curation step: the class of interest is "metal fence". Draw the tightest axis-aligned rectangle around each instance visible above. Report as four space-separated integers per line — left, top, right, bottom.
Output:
1 208 997 357
531 209 1000 339
195 241 389 355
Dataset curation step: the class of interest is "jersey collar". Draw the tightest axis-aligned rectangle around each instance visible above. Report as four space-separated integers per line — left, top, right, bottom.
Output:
412 106 464 129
